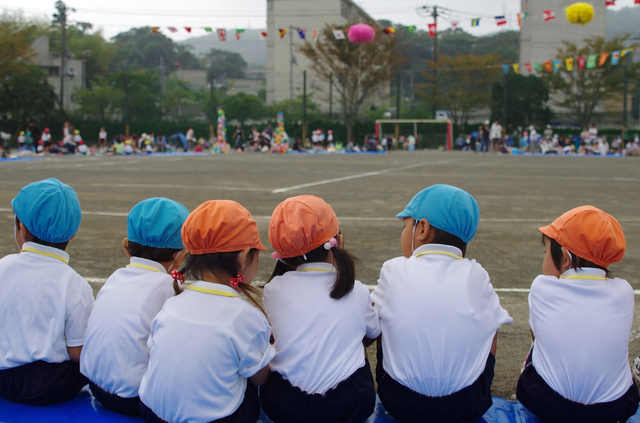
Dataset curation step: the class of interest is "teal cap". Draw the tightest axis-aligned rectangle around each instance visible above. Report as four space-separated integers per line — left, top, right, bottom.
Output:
127 198 189 250
11 178 81 243
396 184 479 244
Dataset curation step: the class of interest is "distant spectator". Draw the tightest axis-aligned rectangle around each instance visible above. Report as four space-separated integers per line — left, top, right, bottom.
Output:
490 120 502 152
185 126 195 151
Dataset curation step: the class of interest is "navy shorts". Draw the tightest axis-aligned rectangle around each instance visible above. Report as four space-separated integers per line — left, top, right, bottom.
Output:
517 347 640 423
89 381 141 417
140 380 260 423
260 359 376 423
376 348 495 423
0 360 88 405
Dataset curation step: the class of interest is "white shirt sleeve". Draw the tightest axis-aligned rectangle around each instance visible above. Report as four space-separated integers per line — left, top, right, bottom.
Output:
65 285 95 347
358 282 381 338
468 263 513 327
238 327 275 378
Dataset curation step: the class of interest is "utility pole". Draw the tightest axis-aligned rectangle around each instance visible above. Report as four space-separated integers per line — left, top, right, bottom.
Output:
503 72 508 133
329 73 333 120
303 70 307 143
623 66 628 127
159 56 165 115
395 74 401 142
208 69 215 139
431 6 438 117
289 26 294 100
54 1 70 112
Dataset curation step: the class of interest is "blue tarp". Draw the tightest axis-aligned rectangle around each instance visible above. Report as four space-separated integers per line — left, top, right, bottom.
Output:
169 133 187 149
1 389 639 423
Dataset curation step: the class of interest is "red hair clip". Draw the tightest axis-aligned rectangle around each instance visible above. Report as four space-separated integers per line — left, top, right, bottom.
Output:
229 273 244 288
171 269 185 286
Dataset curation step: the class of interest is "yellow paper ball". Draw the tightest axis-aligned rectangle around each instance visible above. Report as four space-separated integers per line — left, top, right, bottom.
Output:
566 2 594 25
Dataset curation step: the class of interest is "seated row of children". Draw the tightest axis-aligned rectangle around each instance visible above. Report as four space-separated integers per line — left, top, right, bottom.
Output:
0 178 637 423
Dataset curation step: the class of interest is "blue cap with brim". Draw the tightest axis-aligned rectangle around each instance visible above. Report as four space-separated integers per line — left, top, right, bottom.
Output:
127 198 189 250
11 178 81 243
396 184 479 244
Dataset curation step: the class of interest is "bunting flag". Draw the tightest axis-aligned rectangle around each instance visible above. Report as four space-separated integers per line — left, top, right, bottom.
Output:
383 27 396 34
525 63 532 73
332 29 346 40
517 13 522 27
185 27 191 33
636 0 640 4
566 58 574 71
150 27 160 34
553 60 561 73
297 29 306 40
279 28 288 39
471 18 480 27
451 21 459 28
503 65 509 74
235 29 245 40
544 61 552 73
495 16 507 26
621 48 633 57
513 64 520 74
428 23 437 37
217 28 227 41
606 0 616 5
611 51 620 65
260 31 267 40
599 52 610 66
578 56 585 70
543 10 556 21
312 30 321 42
203 27 212 32
587 55 596 68
406 25 417 33
535 62 542 73
168 27 178 33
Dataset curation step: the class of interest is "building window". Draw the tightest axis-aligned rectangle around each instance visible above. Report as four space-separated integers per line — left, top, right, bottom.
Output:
42 66 59 76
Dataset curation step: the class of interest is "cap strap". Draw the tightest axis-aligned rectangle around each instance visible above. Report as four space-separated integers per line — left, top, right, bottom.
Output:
21 247 69 264
185 285 240 297
560 275 607 281
128 263 162 273
415 251 462 260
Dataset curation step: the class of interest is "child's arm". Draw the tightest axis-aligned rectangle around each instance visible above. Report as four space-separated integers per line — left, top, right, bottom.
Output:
490 332 498 357
249 365 270 386
67 346 82 363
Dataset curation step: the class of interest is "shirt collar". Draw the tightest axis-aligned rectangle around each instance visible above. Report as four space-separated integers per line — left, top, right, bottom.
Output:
413 243 463 259
296 262 337 272
20 241 70 264
126 257 166 273
560 267 607 279
189 281 240 295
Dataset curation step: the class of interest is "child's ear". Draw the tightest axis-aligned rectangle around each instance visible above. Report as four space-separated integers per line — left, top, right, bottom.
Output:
169 249 188 272
337 233 344 249
238 247 252 272
122 238 132 258
561 247 572 272
415 219 433 243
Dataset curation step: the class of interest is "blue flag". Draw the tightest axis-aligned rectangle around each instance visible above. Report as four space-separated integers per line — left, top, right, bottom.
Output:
297 29 306 40
503 65 509 74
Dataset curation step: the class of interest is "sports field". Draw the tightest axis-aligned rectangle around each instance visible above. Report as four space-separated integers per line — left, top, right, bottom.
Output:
1 151 639 399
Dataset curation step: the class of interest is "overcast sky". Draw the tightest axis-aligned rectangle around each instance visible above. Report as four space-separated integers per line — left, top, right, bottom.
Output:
1 0 636 41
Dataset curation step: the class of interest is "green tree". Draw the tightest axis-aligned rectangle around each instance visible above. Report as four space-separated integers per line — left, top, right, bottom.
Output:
110 70 162 121
545 35 639 128
272 94 320 123
202 49 247 79
222 93 265 125
300 23 401 139
0 65 56 130
0 12 48 78
491 73 552 131
73 77 123 121
163 77 201 120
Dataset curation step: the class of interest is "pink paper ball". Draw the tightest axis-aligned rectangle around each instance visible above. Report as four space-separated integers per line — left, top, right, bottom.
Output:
348 24 375 44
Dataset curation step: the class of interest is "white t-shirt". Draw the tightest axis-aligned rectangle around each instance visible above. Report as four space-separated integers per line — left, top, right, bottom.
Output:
0 242 94 369
529 268 634 404
264 262 380 395
41 133 51 142
138 282 274 423
80 258 174 398
99 131 107 140
371 244 512 397
490 123 503 139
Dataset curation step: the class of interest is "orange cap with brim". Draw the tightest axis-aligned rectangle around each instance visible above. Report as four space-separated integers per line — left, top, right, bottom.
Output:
182 200 266 255
269 195 340 259
539 205 625 268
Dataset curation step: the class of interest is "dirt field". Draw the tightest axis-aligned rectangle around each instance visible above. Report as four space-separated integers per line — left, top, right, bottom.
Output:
1 150 639 399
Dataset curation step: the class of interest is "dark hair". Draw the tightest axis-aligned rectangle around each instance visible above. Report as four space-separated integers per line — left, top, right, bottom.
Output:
268 238 357 300
430 226 467 257
176 249 265 313
125 240 182 263
15 216 69 250
542 234 610 277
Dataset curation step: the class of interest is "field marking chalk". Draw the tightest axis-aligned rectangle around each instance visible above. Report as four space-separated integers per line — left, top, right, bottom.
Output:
271 159 461 193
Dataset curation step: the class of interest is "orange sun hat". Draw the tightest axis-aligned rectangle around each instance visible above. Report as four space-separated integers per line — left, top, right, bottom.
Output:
269 195 340 259
539 205 626 268
182 200 266 255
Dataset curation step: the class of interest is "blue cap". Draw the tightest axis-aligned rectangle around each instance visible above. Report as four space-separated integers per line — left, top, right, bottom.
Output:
11 178 81 243
396 184 479 244
127 198 189 250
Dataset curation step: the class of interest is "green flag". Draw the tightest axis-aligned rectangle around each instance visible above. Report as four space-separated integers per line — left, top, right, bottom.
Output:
587 55 596 68
534 63 541 73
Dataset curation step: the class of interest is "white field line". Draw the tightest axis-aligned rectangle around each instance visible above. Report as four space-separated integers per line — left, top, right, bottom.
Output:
271 159 461 193
86 183 266 192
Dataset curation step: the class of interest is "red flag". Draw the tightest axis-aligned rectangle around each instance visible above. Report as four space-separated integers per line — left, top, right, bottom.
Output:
260 31 267 40
542 10 556 21
451 21 459 28
428 23 437 37
168 27 178 33
606 0 615 5
636 0 640 4
525 63 532 73
185 27 191 33
544 61 552 73
578 56 585 70
150 27 159 34
217 28 227 41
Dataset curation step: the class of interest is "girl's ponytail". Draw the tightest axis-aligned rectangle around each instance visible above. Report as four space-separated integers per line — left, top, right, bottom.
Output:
328 246 357 300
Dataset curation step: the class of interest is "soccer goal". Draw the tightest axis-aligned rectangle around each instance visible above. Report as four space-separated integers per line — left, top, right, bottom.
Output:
375 119 453 150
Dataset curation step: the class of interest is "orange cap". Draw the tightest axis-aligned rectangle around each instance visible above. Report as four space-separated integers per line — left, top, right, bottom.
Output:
182 200 266 255
269 195 340 259
539 206 625 268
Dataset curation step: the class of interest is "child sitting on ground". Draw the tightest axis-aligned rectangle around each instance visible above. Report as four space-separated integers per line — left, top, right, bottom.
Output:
371 184 512 423
0 178 94 405
138 200 274 423
80 198 189 416
260 195 381 423
517 206 639 423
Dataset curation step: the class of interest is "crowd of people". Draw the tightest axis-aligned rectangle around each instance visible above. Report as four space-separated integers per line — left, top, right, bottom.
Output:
1 179 638 423
455 121 640 156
